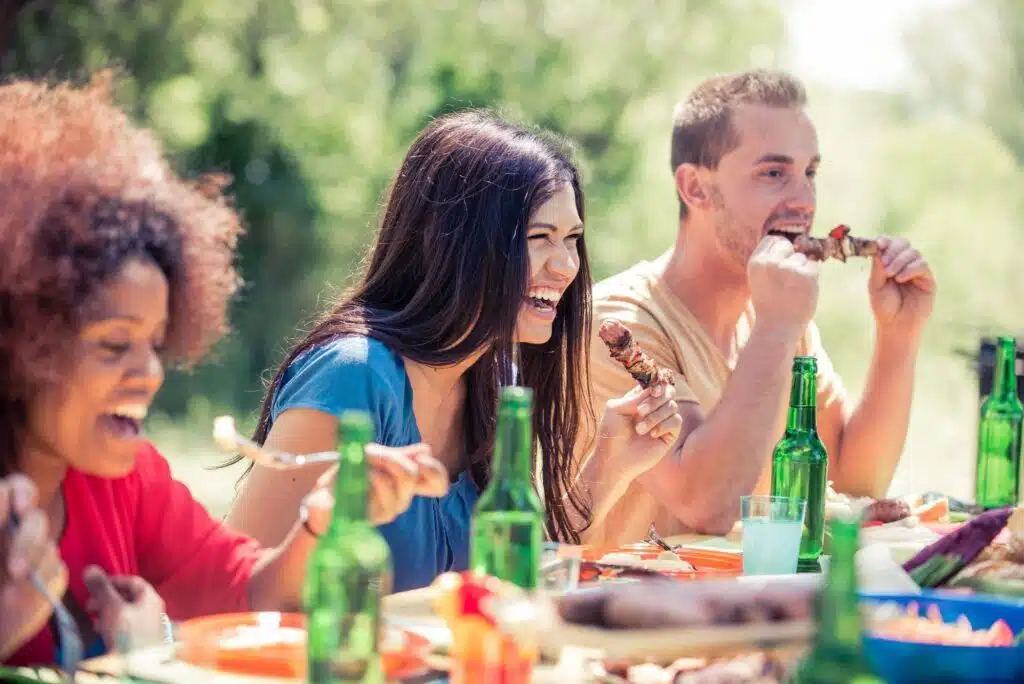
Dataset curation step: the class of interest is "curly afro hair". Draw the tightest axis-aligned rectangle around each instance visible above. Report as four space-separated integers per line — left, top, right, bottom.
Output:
0 71 244 474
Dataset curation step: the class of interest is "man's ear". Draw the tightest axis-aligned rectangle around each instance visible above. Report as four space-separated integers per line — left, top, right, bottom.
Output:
675 163 713 211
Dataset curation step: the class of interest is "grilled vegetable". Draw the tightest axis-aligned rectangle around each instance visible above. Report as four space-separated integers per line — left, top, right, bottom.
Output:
902 507 1015 587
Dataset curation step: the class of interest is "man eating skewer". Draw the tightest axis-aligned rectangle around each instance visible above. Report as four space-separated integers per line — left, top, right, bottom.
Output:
573 69 936 545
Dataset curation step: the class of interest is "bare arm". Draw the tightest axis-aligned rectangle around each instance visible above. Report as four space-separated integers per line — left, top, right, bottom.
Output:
245 495 325 612
637 324 802 534
570 437 634 540
235 412 445 611
818 237 934 498
568 387 681 545
821 332 918 498
569 310 688 544
223 409 337 547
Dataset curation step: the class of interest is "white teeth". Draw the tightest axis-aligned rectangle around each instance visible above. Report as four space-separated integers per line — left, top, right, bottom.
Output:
110 404 148 420
770 225 808 235
527 287 561 304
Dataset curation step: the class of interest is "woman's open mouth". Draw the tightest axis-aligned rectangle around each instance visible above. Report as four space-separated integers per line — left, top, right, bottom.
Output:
525 287 560 318
101 404 148 440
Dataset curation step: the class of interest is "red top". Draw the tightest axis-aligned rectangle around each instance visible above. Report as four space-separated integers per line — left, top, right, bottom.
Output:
6 442 262 666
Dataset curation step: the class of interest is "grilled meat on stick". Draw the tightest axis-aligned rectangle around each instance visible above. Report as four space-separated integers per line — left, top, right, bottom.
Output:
771 224 880 263
598 319 673 389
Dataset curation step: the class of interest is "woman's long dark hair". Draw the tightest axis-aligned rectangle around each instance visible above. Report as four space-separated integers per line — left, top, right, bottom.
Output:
237 110 593 543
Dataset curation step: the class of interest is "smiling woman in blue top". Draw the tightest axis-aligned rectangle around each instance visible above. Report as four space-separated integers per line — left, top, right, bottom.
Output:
223 111 683 591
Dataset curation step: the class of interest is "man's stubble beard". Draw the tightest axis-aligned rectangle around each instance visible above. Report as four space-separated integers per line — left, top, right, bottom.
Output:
709 184 759 270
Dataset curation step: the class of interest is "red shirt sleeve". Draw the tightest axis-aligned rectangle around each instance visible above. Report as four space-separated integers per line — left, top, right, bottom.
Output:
132 443 263 620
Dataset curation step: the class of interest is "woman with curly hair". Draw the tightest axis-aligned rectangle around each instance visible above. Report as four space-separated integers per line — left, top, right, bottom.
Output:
224 110 683 592
0 73 447 667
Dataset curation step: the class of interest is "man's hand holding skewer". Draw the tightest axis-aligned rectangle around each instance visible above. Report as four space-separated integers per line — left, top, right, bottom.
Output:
868 236 936 341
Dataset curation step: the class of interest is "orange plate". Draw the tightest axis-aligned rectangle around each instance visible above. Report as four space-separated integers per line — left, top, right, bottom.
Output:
177 612 430 680
578 542 742 582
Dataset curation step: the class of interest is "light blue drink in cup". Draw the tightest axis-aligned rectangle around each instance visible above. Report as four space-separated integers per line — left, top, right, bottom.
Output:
740 495 806 575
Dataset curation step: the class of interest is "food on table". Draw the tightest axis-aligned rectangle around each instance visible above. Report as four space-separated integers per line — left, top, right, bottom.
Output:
769 224 879 263
865 600 1021 647
578 560 673 584
903 507 1017 588
824 483 875 520
555 578 814 630
603 652 792 684
597 551 698 573
545 649 795 684
944 508 1024 595
598 319 674 389
954 559 1024 582
216 625 306 650
862 499 912 525
907 496 950 523
432 571 536 684
975 529 1024 566
825 483 952 527
825 485 939 562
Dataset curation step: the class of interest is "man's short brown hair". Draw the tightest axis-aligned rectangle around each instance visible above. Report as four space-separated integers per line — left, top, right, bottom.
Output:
671 69 807 219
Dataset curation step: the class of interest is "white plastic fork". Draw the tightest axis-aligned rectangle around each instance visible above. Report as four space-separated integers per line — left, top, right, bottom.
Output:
212 416 339 470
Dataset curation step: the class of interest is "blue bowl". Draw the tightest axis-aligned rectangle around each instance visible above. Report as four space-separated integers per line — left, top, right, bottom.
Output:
859 591 1024 683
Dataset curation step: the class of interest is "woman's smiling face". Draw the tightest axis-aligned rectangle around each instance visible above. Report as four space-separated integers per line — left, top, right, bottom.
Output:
515 182 584 345
25 258 168 477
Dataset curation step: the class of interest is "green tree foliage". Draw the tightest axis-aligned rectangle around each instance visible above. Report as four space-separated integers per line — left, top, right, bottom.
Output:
5 0 787 418
902 0 1022 164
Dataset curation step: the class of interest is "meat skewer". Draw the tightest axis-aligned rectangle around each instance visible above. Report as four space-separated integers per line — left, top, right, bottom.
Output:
775 224 880 263
599 319 674 389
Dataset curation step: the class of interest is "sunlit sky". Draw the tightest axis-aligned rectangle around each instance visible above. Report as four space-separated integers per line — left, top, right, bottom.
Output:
783 0 966 90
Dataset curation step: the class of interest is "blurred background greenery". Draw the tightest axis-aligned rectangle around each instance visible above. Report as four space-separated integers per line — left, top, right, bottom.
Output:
3 0 1020 516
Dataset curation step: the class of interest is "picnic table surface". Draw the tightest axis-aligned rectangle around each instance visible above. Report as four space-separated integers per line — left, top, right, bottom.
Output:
23 526 765 682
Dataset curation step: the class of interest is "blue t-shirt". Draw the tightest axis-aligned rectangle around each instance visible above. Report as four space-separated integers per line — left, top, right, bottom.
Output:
271 335 480 592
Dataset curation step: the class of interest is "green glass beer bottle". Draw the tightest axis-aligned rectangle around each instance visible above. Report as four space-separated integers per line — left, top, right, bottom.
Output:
771 356 828 573
304 411 392 683
976 336 1023 509
789 517 883 683
470 386 544 589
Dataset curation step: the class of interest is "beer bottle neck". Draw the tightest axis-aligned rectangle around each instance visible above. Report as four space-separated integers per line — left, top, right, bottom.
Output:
328 439 370 530
786 369 818 434
492 406 533 484
993 340 1018 401
815 522 863 650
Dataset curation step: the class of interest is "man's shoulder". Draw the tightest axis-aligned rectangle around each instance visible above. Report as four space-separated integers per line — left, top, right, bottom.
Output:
592 259 666 324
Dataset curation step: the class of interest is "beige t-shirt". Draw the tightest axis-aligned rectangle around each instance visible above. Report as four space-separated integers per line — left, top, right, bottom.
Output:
581 254 846 545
